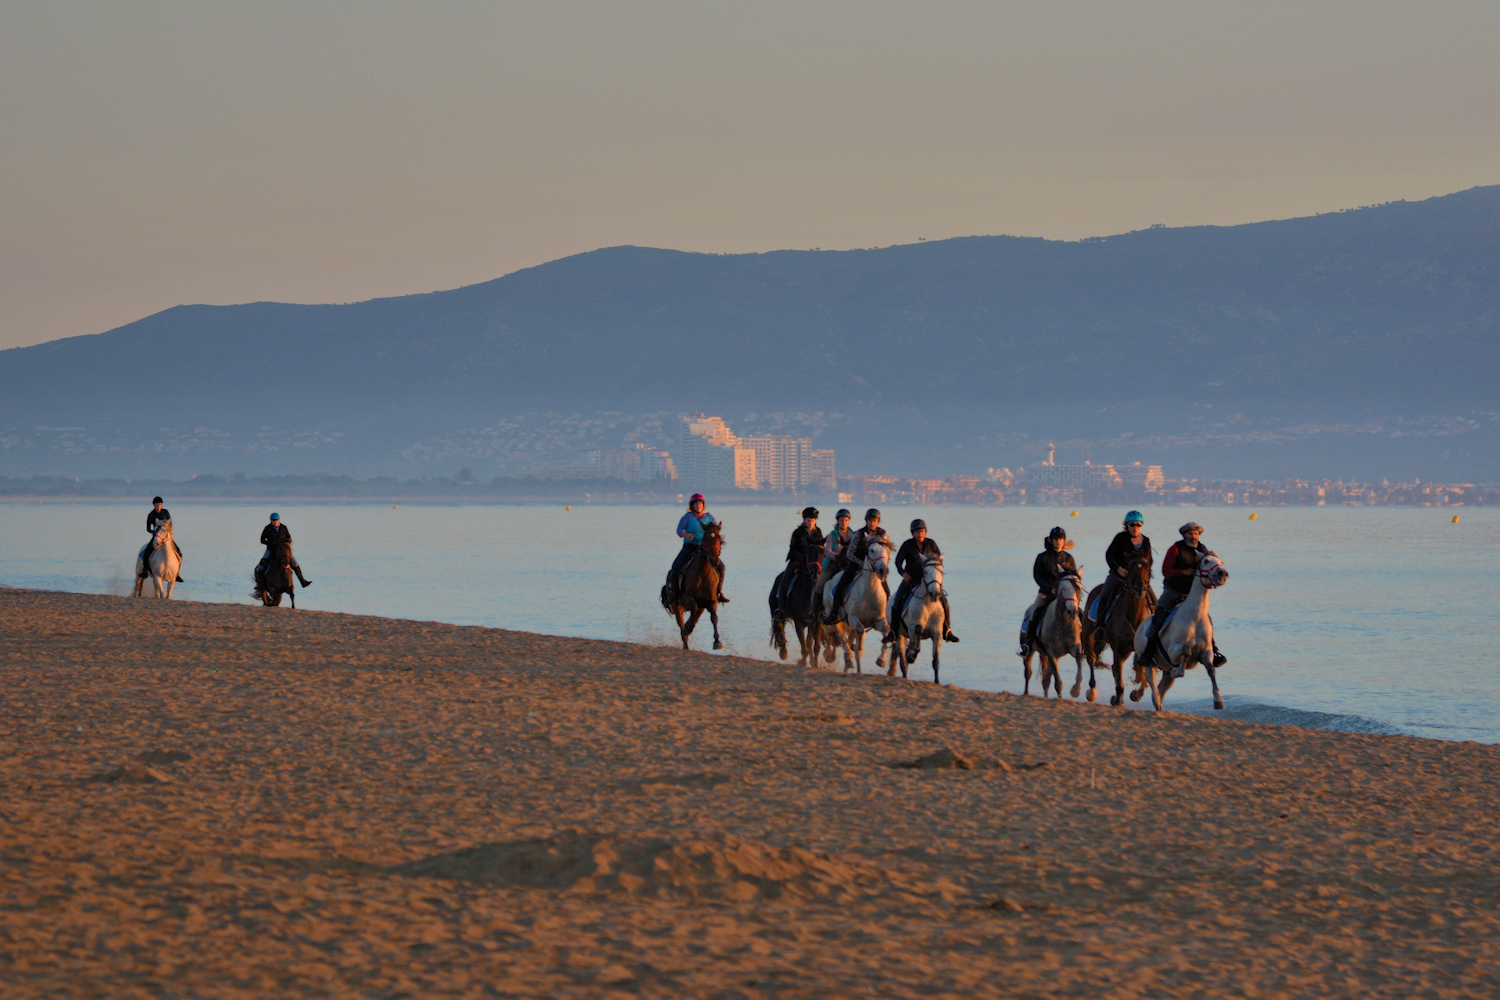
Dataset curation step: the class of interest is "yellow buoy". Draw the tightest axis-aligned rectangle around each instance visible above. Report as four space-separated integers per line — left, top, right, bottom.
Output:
1452 515 1460 523
1069 510 1078 517
392 504 398 509
1248 512 1258 520
566 505 571 511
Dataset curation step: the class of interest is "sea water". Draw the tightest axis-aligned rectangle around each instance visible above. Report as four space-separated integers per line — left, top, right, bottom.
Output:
3 501 1496 743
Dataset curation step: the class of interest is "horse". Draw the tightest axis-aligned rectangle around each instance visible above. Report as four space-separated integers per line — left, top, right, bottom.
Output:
132 520 180 599
769 545 823 667
877 553 946 683
1134 551 1229 711
253 540 297 608
817 535 892 674
1021 573 1094 699
1084 556 1156 707
660 522 725 650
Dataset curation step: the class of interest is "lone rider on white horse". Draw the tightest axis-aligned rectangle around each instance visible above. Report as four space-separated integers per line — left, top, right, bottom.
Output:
139 496 184 582
258 513 313 588
890 519 959 643
1139 521 1225 667
772 507 822 619
822 508 889 625
1091 510 1152 641
1018 526 1077 657
670 494 728 603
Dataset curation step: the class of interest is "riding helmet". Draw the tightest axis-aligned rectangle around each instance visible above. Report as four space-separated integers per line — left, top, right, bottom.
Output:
1124 510 1144 525
152 496 164 504
1048 526 1067 540
689 493 706 505
801 506 819 518
835 508 852 519
269 512 280 521
864 508 881 521
910 518 927 533
1179 521 1203 535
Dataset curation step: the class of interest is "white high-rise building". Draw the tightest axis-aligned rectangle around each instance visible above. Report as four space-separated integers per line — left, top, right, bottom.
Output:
678 414 757 491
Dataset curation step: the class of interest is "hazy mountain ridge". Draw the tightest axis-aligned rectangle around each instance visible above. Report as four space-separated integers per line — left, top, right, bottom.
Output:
3 185 1497 479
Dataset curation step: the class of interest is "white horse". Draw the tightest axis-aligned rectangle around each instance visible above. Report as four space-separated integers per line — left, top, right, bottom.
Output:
133 520 180 599
1021 573 1094 699
1134 551 1229 711
877 553 946 683
818 535 893 674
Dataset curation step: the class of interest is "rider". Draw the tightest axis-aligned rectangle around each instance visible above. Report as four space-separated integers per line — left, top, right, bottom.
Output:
772 507 823 619
1017 526 1077 657
821 508 889 625
1090 511 1152 640
1139 521 1226 668
258 513 313 588
139 496 184 582
669 494 728 603
813 509 854 620
891 519 959 643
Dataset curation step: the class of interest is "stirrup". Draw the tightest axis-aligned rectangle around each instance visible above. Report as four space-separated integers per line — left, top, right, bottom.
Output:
1212 651 1228 667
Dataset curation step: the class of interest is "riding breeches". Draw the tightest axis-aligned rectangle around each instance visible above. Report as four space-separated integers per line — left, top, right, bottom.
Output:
1146 589 1186 639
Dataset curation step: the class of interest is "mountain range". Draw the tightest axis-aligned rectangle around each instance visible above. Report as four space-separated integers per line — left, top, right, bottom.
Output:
3 185 1497 481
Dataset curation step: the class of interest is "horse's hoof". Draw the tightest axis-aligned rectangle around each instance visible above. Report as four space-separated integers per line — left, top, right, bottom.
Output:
1110 694 1122 707
713 641 723 650
1214 698 1225 711
778 648 788 661
1129 689 1144 703
1070 684 1081 698
1087 688 1097 703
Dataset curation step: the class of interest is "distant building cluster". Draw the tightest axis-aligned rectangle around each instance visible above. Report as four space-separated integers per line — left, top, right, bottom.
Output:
517 443 677 483
678 414 835 493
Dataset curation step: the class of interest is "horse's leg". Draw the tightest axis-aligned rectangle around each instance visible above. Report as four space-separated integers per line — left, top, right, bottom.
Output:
852 628 864 675
1110 641 1126 706
709 605 722 650
1201 649 1224 710
674 605 690 649
1083 649 1097 703
902 636 916 680
1022 650 1033 696
290 588 296 609
930 635 940 685
1070 646 1083 699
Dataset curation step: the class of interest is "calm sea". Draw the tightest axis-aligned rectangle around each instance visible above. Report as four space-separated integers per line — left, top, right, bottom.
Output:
4 501 1497 743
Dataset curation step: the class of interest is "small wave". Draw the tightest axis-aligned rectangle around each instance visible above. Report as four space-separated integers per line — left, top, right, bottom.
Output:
1169 698 1403 736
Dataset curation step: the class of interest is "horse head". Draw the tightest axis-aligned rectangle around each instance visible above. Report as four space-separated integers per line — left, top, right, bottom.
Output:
1057 573 1084 619
922 554 944 598
865 536 892 580
700 522 724 558
1197 551 1229 589
152 520 172 548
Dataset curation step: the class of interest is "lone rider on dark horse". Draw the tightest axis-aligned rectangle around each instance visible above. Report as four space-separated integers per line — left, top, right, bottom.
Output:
822 508 889 625
1018 526 1077 658
890 519 959 643
669 494 728 604
772 507 823 620
140 496 184 583
257 512 313 590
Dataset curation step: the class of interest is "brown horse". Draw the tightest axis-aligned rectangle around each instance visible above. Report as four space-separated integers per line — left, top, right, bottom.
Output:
253 540 297 608
769 543 823 666
660 523 724 650
1084 556 1154 706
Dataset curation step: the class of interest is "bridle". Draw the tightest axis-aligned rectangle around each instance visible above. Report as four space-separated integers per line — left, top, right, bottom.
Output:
1057 573 1082 615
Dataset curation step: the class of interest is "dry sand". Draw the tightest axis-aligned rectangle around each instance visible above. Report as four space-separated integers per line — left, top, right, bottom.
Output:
1 588 1497 999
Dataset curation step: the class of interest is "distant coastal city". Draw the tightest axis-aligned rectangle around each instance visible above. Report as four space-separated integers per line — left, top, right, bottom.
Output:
2 414 1494 507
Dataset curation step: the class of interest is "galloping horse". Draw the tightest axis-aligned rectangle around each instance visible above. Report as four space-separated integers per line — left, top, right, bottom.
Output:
1134 551 1229 711
1022 573 1094 699
1084 556 1155 706
877 553 947 683
254 540 297 608
818 535 892 674
769 544 823 667
133 520 181 599
661 523 725 650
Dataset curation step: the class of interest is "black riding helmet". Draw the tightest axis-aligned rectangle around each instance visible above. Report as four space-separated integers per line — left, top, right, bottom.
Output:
910 518 927 533
152 496 164 504
801 506 819 518
864 508 881 521
1046 526 1067 546
835 508 851 519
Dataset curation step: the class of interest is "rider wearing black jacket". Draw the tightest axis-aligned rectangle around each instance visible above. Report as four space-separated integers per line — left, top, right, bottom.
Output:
258 513 312 588
1018 527 1076 657
822 509 889 625
772 508 823 619
1091 512 1152 639
890 519 959 642
139 496 184 582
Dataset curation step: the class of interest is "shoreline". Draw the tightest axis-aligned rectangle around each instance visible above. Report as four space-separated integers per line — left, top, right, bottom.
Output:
3 587 1498 997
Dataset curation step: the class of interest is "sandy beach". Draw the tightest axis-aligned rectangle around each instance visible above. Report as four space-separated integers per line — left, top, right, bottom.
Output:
1 588 1497 998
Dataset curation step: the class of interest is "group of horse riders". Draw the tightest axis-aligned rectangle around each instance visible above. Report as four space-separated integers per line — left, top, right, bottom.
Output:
669 495 1223 669
136 498 312 589
1019 512 1225 669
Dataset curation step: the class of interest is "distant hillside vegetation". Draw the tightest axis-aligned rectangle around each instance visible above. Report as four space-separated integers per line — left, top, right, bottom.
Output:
2 185 1497 479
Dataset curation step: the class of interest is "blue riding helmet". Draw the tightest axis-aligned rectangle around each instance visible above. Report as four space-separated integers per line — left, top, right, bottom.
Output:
269 513 280 521
1124 510 1144 525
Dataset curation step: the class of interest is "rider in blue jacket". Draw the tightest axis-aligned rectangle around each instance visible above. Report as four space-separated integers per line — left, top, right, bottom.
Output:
669 494 728 603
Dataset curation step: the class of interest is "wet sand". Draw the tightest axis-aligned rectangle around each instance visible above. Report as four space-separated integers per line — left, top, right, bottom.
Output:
2 588 1497 998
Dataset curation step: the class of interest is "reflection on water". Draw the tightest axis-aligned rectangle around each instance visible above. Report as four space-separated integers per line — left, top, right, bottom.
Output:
3 501 1497 743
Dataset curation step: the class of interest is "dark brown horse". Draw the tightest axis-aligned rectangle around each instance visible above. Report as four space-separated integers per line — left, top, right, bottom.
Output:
1084 556 1154 706
660 523 724 650
253 540 297 608
769 543 823 666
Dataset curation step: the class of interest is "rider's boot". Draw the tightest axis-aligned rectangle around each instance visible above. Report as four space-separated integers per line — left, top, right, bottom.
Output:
714 560 729 603
1016 629 1029 658
1212 641 1227 667
940 595 959 642
296 570 313 587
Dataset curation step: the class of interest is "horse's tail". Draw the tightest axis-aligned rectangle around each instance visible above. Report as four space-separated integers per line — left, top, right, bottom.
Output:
660 584 676 613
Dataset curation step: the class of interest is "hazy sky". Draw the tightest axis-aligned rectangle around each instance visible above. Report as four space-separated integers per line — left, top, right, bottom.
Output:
3 1 1497 351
